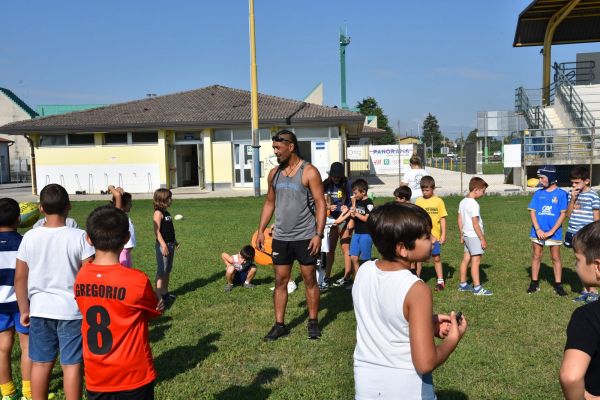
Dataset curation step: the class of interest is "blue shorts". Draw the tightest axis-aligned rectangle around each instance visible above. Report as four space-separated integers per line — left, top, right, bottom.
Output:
155 242 176 276
29 317 82 365
350 233 373 260
431 241 441 256
0 311 28 334
232 267 256 284
564 232 574 249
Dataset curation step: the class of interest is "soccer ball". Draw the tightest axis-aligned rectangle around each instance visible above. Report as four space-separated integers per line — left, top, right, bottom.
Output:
19 202 41 228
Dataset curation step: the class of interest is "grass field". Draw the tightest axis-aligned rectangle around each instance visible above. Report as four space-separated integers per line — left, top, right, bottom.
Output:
16 194 581 399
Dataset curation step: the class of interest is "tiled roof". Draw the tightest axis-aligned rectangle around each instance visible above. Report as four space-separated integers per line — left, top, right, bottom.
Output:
0 85 364 134
357 125 388 138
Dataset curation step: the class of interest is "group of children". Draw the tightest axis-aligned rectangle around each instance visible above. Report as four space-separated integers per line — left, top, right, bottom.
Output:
0 183 180 399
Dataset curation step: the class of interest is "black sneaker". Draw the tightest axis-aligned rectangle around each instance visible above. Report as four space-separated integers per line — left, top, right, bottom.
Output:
263 324 289 341
555 284 567 297
307 319 321 340
163 293 177 309
526 282 539 294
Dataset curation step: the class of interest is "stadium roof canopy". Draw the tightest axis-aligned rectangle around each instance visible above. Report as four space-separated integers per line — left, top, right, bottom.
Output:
514 0 600 47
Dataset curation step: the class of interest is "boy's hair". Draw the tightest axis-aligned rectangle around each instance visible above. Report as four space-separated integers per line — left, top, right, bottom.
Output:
393 186 412 201
420 175 435 189
40 184 70 215
86 205 129 252
240 245 256 262
352 179 368 193
153 188 172 210
409 154 422 168
0 198 20 227
367 202 432 261
273 129 300 156
573 220 600 264
115 192 133 210
570 166 590 181
469 177 489 192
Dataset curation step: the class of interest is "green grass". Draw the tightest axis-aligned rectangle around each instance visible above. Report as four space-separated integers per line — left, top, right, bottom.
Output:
430 161 505 175
15 195 580 399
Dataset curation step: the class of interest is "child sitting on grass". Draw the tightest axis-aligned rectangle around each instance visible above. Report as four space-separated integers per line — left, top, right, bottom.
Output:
222 245 257 292
560 220 600 399
353 202 466 399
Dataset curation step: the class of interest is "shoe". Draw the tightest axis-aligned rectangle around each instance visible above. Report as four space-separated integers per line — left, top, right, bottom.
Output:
162 293 177 308
434 282 445 291
263 324 289 341
585 293 599 304
458 283 473 292
555 284 567 297
243 282 255 289
319 282 329 292
307 319 321 339
287 281 297 294
333 277 352 287
473 286 493 296
573 291 590 302
224 284 234 292
527 282 540 294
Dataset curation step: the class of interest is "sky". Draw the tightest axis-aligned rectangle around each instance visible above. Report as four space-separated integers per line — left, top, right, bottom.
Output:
2 1 599 139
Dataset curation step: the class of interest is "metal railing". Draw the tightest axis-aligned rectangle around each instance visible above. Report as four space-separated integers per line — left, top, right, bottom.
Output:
515 87 552 129
553 62 596 130
553 61 595 85
522 127 597 161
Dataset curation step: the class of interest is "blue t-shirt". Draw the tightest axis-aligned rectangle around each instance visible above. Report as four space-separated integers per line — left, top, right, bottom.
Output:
528 187 568 241
0 231 22 313
567 189 600 234
323 179 352 218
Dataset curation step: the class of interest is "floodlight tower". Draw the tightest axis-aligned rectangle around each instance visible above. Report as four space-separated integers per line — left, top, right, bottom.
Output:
339 28 351 110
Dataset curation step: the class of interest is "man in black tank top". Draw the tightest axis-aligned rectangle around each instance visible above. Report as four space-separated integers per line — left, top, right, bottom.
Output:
257 130 326 341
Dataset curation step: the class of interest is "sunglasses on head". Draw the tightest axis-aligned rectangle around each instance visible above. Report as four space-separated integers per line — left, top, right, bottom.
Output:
272 135 292 143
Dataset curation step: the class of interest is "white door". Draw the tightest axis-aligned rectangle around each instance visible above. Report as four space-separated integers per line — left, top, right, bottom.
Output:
233 143 253 187
311 140 329 179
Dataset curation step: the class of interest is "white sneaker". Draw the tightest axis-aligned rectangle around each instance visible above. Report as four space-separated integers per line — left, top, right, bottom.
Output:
287 281 297 293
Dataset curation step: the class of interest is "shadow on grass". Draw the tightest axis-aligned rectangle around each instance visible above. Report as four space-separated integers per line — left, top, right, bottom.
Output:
436 389 469 399
286 285 354 332
420 262 457 284
213 367 282 400
525 262 582 293
155 332 220 382
150 315 173 343
171 271 222 297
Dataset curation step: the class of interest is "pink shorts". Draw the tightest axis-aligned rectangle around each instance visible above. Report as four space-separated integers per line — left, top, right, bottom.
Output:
120 248 133 268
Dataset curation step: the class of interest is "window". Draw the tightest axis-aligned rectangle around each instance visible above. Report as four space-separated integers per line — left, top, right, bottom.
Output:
131 131 158 143
232 129 251 141
68 134 95 145
104 133 128 145
214 129 231 142
294 127 329 139
39 135 66 147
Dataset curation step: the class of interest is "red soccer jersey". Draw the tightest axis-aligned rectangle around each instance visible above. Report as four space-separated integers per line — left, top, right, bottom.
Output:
74 263 161 392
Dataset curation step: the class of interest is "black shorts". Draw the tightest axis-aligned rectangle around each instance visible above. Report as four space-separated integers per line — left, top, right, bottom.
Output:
564 231 574 249
87 381 154 400
272 239 317 266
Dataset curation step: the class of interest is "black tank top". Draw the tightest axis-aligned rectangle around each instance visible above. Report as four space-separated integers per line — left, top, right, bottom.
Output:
158 209 175 242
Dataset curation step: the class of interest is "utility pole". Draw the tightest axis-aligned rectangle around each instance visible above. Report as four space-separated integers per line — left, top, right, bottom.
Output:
249 0 261 196
339 28 351 110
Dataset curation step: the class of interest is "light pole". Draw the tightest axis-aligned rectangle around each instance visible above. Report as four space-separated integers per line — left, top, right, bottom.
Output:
249 0 261 197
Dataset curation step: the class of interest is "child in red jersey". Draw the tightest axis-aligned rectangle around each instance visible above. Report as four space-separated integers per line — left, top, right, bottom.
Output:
75 205 162 399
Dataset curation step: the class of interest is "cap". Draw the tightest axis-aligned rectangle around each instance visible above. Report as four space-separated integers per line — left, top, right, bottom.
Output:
537 165 558 184
329 162 345 178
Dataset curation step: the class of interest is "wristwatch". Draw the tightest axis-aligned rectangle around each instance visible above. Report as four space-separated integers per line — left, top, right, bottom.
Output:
316 233 324 239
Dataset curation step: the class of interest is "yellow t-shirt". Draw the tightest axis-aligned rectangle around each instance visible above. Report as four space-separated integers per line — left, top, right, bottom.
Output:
415 195 448 241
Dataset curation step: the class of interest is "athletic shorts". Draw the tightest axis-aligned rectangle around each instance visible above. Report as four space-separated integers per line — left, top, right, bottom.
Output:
564 232 574 249
0 311 28 334
119 248 133 268
463 236 484 256
530 238 562 246
232 267 256 284
272 239 316 266
155 242 176 276
29 317 82 365
87 381 154 400
350 233 373 260
431 241 441 257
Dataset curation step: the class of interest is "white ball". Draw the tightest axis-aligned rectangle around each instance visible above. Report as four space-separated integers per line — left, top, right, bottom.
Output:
174 214 184 221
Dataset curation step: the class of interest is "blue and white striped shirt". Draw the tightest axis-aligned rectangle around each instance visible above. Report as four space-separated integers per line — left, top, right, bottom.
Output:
567 189 600 234
0 231 22 313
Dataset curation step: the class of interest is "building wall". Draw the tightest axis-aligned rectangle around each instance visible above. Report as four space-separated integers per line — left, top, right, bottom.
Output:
0 94 33 179
32 134 166 194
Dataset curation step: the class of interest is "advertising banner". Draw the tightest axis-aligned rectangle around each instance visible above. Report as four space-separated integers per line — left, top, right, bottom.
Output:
369 145 413 175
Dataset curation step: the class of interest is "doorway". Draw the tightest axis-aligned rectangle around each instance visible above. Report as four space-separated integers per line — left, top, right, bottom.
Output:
175 144 204 187
233 142 253 187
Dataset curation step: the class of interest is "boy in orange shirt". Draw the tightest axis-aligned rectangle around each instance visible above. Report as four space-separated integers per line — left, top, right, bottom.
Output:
75 205 162 399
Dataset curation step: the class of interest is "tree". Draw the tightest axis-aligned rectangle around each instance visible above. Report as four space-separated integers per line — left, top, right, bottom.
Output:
466 128 479 143
421 113 444 153
356 97 396 145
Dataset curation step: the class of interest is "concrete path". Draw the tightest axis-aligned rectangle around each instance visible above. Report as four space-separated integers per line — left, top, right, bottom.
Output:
1 168 525 203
